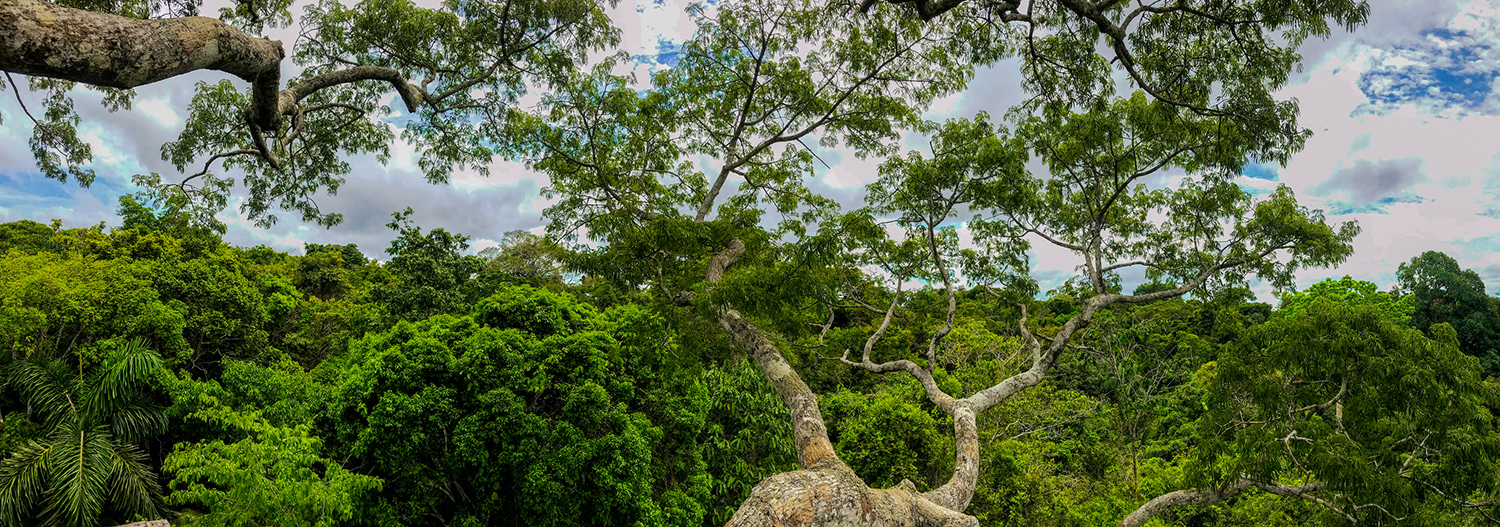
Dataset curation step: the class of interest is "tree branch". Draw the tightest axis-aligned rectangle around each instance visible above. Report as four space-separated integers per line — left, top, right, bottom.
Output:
1 0 284 90
1119 480 1338 527
925 223 957 371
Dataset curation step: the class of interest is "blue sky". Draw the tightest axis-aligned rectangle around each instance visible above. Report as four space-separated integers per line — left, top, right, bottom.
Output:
4 0 1500 300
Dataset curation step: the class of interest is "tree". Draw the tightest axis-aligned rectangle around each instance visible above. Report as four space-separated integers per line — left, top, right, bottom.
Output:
518 0 1365 520
0 338 167 527
1395 251 1500 376
1278 275 1414 325
371 208 486 321
303 243 366 270
6 0 1391 523
476 230 567 285
1122 299 1500 526
2 0 618 227
328 286 711 526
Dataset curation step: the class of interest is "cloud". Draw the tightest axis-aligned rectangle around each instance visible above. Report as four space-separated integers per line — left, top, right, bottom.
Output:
1353 4 1500 115
1312 157 1426 206
209 152 546 256
1477 262 1500 288
1348 133 1372 153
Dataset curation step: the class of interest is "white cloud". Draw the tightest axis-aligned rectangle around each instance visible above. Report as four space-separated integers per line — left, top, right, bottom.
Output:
1264 1 1500 293
136 98 181 128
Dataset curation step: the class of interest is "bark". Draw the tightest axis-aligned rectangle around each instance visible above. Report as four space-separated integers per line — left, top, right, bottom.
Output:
709 238 978 526
1119 480 1257 527
921 401 978 512
0 0 426 154
717 305 839 470
0 0 282 90
728 467 976 527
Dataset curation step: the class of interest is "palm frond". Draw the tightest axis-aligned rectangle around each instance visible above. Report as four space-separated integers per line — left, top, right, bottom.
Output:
106 402 167 445
6 354 73 430
40 422 109 527
0 338 167 527
104 443 160 521
84 339 163 421
0 439 53 526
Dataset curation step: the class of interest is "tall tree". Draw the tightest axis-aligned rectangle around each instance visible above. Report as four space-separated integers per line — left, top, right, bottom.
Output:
476 230 567 285
1395 251 1500 376
520 0 1366 522
372 208 485 321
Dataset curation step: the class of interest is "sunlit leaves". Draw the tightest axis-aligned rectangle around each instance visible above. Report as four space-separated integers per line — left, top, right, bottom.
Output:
1276 276 1413 325
164 403 381 527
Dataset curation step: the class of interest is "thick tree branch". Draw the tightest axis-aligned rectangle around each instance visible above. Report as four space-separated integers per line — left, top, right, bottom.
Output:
861 283 903 364
0 0 445 172
839 348 955 408
1 0 284 90
281 65 425 116
1119 480 1252 527
720 307 839 470
702 238 840 469
1099 260 1161 273
920 400 979 512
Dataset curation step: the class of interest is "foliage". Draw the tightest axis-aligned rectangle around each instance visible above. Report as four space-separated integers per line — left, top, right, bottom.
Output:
697 360 797 526
1396 251 1500 375
15 0 1500 523
0 339 166 527
0 252 191 367
1195 298 1500 523
163 402 381 527
476 230 567 286
824 386 952 490
1 205 1498 526
371 208 486 321
1277 275 1414 325
328 286 710 527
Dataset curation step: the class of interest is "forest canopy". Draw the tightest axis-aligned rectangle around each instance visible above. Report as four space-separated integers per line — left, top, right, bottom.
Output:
3 0 1500 526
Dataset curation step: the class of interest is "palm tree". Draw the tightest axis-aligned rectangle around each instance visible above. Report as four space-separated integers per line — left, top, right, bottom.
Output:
0 338 166 527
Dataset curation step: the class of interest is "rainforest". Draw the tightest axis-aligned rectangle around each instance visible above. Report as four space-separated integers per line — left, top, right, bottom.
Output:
2 0 1499 525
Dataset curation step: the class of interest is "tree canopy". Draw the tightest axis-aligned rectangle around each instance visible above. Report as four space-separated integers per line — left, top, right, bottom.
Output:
9 0 1500 526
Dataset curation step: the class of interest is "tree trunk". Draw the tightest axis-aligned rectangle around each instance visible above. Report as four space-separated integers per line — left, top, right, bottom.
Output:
705 238 981 526
717 305 978 527
728 466 976 527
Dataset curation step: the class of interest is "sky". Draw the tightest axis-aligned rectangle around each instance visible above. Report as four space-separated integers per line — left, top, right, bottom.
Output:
3 0 1500 301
